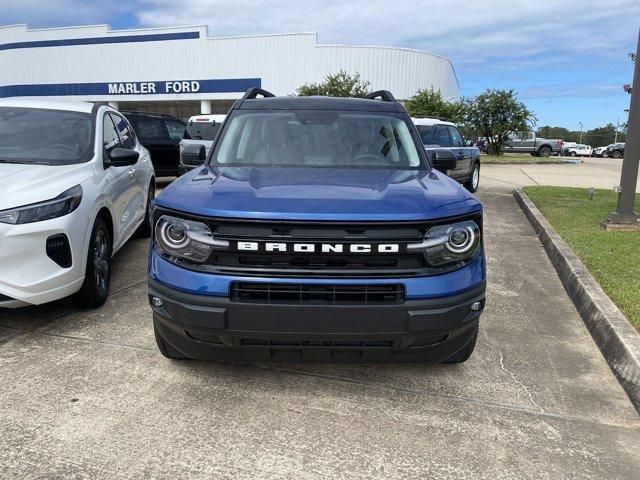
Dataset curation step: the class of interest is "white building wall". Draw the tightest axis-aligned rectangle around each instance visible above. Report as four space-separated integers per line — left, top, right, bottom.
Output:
0 24 459 103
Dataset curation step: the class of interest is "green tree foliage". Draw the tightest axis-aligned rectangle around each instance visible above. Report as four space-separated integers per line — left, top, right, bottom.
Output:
465 89 536 155
405 88 465 124
535 124 625 147
296 70 371 97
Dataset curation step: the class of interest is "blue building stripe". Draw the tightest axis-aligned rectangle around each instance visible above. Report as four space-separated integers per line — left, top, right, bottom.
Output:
0 78 262 98
0 31 199 52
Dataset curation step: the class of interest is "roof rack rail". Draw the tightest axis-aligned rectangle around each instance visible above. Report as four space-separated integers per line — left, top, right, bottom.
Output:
242 88 276 100
364 90 396 102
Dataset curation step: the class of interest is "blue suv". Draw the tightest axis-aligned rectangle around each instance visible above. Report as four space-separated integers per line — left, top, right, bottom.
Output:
148 89 486 363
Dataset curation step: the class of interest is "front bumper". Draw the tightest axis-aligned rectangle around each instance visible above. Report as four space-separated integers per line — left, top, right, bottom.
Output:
149 278 485 363
0 210 88 307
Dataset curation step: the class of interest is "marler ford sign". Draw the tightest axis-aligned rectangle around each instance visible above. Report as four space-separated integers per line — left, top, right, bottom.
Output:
0 78 261 98
108 81 201 94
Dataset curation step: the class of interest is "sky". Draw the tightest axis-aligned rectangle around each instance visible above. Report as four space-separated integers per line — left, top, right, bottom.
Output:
1 0 639 131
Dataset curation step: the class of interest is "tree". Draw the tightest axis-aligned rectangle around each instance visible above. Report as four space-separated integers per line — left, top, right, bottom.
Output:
464 89 536 155
296 70 371 97
405 88 465 124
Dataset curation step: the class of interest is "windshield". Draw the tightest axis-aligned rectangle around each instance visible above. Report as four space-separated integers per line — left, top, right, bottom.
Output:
185 121 222 141
211 111 423 169
0 107 93 165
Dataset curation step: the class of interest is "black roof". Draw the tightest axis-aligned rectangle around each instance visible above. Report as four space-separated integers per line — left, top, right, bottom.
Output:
237 96 405 113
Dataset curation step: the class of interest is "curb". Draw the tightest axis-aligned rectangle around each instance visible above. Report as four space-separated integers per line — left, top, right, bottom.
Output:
513 188 640 413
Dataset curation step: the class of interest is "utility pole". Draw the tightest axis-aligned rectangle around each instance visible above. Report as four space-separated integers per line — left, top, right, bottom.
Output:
606 29 640 229
579 122 583 144
614 117 619 143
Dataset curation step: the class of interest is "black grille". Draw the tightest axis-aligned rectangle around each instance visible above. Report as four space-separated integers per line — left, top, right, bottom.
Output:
230 282 405 305
46 234 72 268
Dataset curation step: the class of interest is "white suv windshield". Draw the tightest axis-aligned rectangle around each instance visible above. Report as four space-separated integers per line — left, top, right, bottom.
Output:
0 107 93 165
212 111 423 169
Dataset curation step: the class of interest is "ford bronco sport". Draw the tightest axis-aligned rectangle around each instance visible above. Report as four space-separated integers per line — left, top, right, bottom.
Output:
148 88 486 363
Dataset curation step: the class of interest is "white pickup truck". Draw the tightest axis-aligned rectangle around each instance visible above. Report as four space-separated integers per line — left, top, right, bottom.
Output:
178 114 226 175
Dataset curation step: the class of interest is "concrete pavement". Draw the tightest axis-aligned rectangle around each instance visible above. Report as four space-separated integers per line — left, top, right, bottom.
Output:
482 156 640 193
0 186 639 479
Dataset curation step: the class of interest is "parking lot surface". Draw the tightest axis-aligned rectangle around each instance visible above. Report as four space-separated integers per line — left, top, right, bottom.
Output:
482 156 640 193
1 185 639 479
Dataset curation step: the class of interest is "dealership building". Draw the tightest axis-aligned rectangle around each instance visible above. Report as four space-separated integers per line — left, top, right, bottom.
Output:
0 24 459 118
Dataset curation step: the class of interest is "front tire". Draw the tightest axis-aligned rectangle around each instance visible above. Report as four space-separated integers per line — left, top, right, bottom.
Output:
611 150 622 159
464 162 480 193
75 218 111 308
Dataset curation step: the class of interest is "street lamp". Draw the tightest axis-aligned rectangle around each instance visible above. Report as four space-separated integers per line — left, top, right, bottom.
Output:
579 122 583 144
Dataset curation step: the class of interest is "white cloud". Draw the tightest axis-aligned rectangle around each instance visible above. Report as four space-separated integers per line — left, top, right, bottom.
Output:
134 0 639 69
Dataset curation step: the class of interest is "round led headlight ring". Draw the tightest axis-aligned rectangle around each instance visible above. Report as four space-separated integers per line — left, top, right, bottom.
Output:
446 226 476 254
159 221 190 249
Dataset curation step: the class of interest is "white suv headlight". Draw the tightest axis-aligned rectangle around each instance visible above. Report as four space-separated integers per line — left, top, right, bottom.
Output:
0 185 82 224
155 215 228 263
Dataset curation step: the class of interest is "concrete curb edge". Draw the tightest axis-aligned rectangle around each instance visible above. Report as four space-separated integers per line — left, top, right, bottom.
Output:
513 188 640 413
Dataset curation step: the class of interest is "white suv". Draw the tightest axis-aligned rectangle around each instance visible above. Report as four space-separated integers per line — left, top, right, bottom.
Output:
0 100 155 308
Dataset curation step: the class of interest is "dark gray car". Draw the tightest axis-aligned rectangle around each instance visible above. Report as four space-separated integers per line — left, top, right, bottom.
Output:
413 118 480 192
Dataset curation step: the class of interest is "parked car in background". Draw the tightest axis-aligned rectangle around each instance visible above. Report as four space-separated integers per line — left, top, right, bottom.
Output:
593 144 613 157
604 143 625 159
149 89 486 363
178 114 226 175
123 111 185 176
564 144 592 157
0 99 155 309
503 131 563 157
413 117 481 192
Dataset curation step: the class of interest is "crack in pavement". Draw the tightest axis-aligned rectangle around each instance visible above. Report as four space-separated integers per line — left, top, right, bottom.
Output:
480 336 545 414
251 363 639 429
519 168 540 186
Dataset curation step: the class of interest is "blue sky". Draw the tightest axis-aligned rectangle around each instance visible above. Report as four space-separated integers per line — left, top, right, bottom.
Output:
1 0 638 130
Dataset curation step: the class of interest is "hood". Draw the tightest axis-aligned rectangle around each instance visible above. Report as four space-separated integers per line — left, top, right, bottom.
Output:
156 166 481 221
0 162 94 210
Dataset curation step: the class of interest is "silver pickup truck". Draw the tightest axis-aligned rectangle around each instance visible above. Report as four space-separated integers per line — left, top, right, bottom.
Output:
178 114 226 175
503 131 563 157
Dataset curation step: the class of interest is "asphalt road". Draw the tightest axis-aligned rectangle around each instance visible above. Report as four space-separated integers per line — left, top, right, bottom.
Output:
1 185 639 479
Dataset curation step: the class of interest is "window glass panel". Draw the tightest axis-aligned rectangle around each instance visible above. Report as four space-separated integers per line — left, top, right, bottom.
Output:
109 113 134 149
103 115 122 155
435 125 452 147
415 125 433 144
165 119 186 140
448 126 464 147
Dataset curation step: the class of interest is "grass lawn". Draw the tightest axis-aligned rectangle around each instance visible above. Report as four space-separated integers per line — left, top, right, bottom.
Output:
524 186 640 330
482 154 565 164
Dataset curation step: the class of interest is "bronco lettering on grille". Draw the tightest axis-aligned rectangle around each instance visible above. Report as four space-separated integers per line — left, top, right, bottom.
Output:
236 242 401 254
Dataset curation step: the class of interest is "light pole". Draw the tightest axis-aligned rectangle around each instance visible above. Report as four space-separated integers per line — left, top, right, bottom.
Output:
579 122 583 144
614 117 619 143
606 29 640 228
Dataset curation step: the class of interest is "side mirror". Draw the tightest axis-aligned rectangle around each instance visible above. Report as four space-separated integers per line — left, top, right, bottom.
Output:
431 149 457 172
465 139 473 147
181 143 206 166
107 148 139 167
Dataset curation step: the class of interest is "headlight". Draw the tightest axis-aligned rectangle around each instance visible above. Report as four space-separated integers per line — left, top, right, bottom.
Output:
0 185 82 224
408 219 481 268
155 215 229 263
